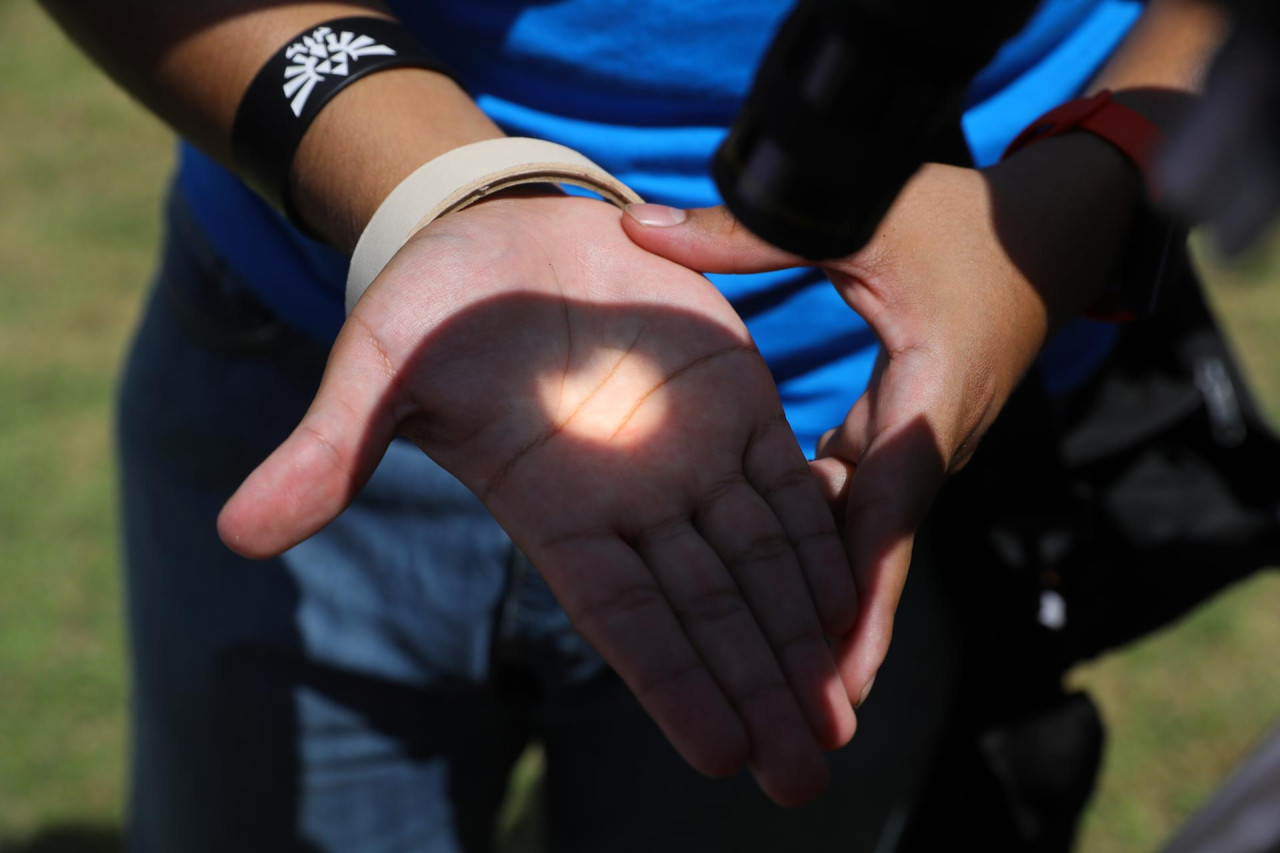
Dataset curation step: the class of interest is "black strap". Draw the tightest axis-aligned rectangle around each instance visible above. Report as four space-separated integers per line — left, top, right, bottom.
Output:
231 16 461 235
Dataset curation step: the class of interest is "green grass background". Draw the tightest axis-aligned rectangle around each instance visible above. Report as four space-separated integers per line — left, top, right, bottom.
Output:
1 3 1278 850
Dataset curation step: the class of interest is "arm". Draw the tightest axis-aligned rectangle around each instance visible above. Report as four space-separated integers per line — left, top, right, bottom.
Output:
40 1 860 804
1097 0 1225 98
37 1 501 249
624 0 1229 705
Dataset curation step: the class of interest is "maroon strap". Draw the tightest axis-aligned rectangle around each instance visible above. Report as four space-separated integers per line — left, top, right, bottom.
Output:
1003 89 1178 322
1002 89 1164 198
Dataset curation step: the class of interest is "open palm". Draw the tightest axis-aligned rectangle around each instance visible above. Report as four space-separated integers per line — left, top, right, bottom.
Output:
217 193 859 805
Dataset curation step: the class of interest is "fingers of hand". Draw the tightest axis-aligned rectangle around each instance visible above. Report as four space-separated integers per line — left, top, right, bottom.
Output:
624 518 834 805
743 418 859 638
542 535 750 778
816 393 873 464
621 204 805 275
833 422 944 706
216 317 399 559
689 470 855 753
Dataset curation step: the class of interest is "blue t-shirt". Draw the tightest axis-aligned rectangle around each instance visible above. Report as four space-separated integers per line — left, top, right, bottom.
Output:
177 0 1142 454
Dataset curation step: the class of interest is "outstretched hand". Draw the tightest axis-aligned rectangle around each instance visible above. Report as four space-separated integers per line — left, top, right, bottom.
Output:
217 192 863 805
624 155 1130 707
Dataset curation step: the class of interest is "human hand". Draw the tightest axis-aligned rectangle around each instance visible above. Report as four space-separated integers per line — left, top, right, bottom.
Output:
623 145 1139 706
217 192 862 805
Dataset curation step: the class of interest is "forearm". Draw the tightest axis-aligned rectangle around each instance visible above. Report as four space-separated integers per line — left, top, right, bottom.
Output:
981 0 1229 328
1092 0 1227 99
38 1 502 250
1082 0 1227 150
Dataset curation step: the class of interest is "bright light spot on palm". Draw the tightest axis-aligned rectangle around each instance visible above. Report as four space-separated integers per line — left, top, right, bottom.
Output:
539 343 672 447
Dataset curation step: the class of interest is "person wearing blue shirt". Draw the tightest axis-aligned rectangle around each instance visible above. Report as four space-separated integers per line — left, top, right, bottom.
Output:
38 0 1224 849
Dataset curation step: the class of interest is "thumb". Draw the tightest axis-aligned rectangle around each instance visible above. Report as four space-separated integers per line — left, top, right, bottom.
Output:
216 329 398 560
827 412 946 707
622 203 806 274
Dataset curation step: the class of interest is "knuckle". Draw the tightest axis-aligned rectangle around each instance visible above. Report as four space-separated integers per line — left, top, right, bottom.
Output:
759 465 816 503
744 413 788 453
791 526 840 549
634 659 706 703
347 312 398 383
299 422 344 467
772 628 827 661
730 680 792 715
573 581 666 630
726 532 793 575
697 473 748 511
676 588 749 630
628 514 690 550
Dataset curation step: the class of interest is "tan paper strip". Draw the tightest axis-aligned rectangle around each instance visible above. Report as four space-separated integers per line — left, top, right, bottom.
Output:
346 137 644 313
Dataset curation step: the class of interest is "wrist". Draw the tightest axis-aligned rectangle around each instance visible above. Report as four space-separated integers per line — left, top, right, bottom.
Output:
344 137 642 312
1105 87 1198 139
290 67 504 251
988 87 1200 326
985 130 1143 329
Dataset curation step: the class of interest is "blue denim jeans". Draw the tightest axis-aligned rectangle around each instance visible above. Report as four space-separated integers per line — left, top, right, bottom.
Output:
117 191 961 852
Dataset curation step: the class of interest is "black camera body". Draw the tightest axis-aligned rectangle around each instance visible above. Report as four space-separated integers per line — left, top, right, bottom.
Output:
714 0 1037 259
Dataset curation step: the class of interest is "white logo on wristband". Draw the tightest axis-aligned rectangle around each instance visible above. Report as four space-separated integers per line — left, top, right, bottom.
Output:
282 26 396 117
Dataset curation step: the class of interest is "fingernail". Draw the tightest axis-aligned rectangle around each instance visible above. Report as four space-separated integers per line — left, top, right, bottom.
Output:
625 203 687 226
856 676 876 709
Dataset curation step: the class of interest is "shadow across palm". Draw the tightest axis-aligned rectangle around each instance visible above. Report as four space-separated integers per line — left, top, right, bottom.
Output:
218 195 860 805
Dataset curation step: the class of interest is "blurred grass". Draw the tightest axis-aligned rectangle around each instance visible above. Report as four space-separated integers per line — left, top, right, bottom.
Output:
1 3 1279 851
0 0 168 845
1072 233 1280 853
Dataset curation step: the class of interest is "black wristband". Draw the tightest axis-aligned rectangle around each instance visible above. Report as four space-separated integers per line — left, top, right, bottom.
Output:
231 16 461 233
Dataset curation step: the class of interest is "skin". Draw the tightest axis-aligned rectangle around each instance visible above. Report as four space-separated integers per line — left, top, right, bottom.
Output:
623 0 1228 718
38 0 1225 809
41 0 859 804
217 192 860 804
